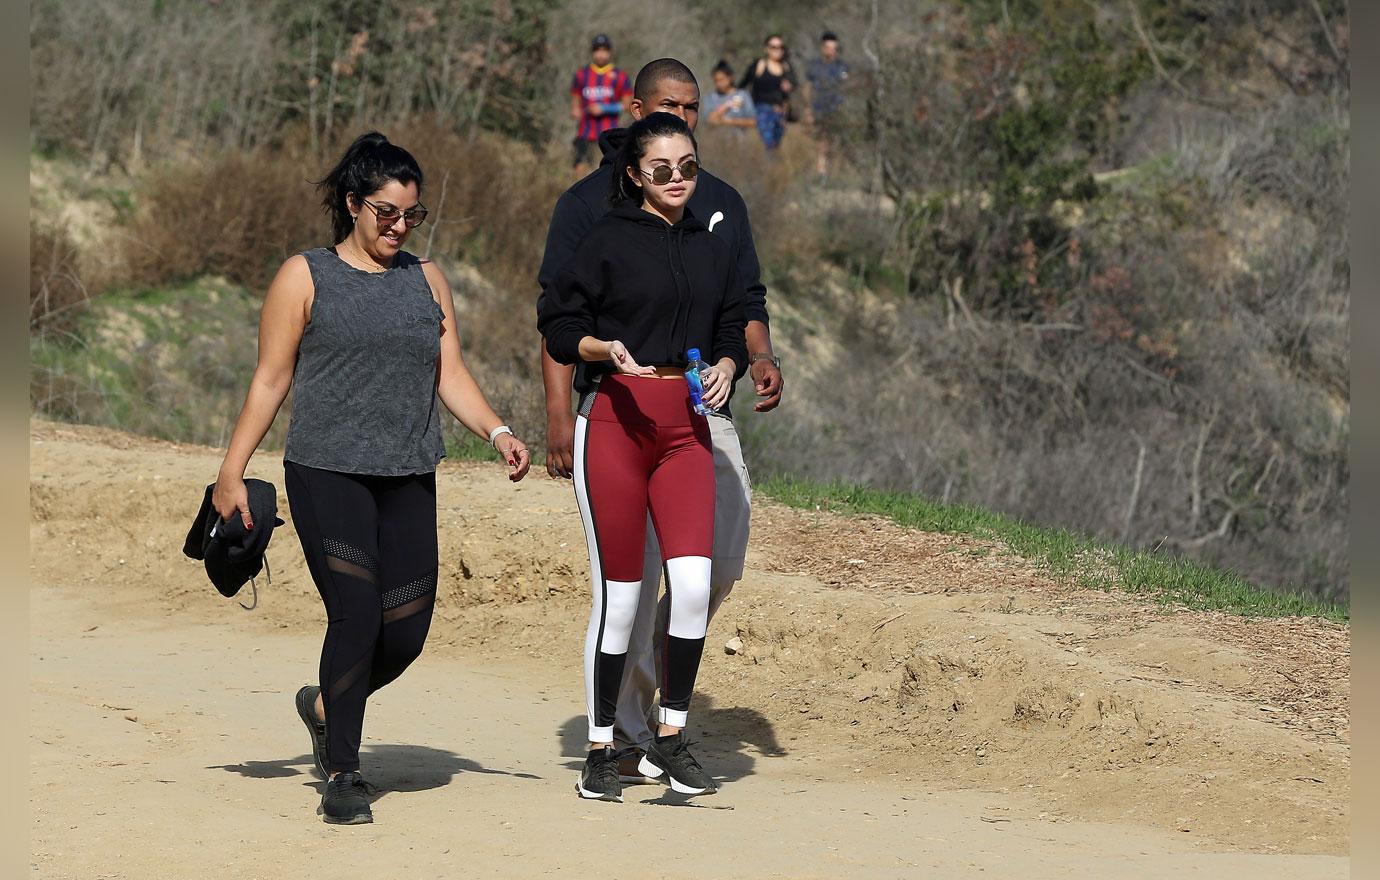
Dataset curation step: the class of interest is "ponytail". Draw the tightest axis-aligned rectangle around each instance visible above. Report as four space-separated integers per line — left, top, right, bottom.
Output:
316 132 424 242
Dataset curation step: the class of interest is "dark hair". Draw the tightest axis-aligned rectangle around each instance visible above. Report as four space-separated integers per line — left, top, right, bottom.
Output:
763 33 789 62
610 112 697 205
316 131 424 242
633 58 698 103
712 59 734 78
821 31 839 43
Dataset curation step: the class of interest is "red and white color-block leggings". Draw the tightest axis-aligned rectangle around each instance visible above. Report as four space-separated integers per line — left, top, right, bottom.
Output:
572 374 715 743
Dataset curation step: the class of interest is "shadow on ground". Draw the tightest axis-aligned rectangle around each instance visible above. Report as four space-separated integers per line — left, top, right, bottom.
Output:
209 742 542 797
557 691 785 783
207 755 315 780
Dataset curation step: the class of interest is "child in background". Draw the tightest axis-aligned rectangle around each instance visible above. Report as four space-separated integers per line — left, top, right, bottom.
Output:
702 60 756 136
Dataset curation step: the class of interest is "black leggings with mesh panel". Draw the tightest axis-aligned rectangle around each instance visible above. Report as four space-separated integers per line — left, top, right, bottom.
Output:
284 460 439 774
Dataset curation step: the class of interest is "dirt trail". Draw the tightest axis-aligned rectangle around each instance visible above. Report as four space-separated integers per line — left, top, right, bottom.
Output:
29 421 1350 878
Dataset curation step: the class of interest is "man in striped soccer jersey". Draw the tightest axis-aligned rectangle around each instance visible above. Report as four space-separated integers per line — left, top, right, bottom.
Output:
570 34 632 176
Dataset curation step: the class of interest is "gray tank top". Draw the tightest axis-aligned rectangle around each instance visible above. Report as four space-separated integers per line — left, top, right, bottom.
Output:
284 247 446 475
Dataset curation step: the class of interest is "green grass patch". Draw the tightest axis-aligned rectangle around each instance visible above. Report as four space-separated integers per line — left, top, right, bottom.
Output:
444 430 498 463
759 475 1347 622
30 278 276 449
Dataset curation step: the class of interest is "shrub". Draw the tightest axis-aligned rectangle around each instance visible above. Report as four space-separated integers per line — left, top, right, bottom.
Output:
29 219 89 337
121 150 324 293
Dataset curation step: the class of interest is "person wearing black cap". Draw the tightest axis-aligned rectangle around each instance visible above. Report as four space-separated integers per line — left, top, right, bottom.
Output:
210 131 530 825
570 34 632 175
804 30 851 177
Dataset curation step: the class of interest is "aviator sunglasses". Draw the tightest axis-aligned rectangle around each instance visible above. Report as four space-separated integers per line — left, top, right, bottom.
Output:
360 197 429 227
638 160 700 186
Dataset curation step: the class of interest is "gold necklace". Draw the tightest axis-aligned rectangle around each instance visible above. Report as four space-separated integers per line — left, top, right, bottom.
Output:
343 239 390 273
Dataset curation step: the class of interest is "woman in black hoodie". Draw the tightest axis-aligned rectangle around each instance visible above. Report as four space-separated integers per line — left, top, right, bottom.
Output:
539 112 747 803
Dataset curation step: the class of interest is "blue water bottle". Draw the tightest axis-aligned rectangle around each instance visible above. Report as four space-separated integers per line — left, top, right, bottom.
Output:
684 348 712 416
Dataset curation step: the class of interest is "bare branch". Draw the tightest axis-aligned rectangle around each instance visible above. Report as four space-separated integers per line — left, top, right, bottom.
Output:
1188 406 1217 532
1172 508 1236 550
1307 0 1344 66
1124 0 1238 113
424 168 451 260
1122 434 1146 543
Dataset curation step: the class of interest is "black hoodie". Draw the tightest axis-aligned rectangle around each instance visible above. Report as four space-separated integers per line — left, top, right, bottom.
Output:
538 200 748 385
536 127 768 397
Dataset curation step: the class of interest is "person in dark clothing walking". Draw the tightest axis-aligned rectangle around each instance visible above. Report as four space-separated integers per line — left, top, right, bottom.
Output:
536 58 784 789
211 132 530 825
805 30 851 177
539 112 746 802
738 34 798 151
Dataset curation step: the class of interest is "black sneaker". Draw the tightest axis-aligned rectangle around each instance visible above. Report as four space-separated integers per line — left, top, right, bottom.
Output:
576 746 622 802
318 771 374 825
639 732 718 795
294 685 329 781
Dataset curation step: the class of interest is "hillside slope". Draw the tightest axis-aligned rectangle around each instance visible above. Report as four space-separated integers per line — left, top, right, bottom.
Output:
29 421 1349 877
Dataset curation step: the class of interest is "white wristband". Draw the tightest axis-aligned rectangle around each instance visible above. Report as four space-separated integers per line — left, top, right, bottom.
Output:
488 425 513 449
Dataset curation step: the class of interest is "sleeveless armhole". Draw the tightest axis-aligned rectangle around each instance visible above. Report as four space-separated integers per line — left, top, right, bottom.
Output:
415 256 447 323
297 250 323 329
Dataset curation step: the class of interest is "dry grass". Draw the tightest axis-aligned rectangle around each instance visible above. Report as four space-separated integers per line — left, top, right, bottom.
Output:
750 494 1350 745
29 220 89 336
121 151 323 293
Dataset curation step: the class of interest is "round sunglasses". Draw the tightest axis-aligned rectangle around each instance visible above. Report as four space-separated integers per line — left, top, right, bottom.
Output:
638 160 700 186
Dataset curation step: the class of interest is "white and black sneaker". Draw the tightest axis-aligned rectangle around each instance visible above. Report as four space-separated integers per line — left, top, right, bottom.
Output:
576 746 622 802
639 732 718 795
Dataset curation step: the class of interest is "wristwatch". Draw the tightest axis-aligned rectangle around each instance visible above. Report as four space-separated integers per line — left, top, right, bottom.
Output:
749 352 781 369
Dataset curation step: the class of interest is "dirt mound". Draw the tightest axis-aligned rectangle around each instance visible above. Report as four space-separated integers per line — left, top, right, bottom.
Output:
29 419 1349 856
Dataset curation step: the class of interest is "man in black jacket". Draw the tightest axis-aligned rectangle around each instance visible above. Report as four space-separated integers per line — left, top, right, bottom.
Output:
536 57 783 778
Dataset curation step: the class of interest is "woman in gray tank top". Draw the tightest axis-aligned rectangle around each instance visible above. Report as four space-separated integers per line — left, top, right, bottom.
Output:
210 132 530 825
